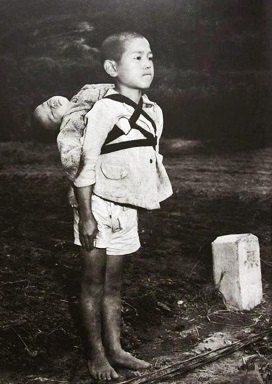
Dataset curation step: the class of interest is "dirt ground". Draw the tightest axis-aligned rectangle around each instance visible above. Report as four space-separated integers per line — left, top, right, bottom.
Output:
0 140 271 384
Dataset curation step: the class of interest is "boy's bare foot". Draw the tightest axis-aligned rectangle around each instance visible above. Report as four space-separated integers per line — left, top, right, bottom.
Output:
110 349 151 371
87 354 119 381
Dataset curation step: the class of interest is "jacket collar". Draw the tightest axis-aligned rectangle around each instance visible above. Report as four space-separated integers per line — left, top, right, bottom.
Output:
105 88 154 108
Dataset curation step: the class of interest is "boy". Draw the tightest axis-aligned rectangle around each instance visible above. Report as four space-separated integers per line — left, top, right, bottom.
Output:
35 31 172 381
74 31 172 381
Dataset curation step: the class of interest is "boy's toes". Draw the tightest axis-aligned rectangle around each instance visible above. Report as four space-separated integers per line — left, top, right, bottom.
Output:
87 358 119 381
101 368 119 381
111 369 119 380
95 368 119 381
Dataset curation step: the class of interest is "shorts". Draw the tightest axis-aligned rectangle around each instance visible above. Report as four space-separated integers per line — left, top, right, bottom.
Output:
74 194 140 256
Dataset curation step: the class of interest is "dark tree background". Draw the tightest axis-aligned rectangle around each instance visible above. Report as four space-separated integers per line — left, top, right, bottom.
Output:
0 0 271 144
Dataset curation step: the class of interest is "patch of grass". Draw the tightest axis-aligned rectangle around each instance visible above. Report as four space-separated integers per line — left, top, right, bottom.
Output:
0 142 60 165
0 1 269 142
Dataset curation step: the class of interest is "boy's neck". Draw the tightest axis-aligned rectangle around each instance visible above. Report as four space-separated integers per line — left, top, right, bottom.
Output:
114 85 143 104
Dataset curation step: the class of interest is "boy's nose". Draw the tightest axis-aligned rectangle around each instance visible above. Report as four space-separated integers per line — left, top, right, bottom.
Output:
143 59 151 68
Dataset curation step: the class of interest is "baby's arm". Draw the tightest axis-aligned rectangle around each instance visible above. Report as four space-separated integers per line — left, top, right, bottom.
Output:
67 184 78 208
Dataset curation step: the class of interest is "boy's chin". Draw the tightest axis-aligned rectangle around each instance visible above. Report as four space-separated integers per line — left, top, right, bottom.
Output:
139 83 152 91
143 80 153 89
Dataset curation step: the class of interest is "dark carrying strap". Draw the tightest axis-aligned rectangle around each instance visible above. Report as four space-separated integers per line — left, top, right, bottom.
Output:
100 94 157 154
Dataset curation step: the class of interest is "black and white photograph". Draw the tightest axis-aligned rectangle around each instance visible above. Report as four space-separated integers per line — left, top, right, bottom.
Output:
0 1 271 383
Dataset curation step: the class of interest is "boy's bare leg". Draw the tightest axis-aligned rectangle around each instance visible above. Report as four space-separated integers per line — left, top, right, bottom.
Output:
103 254 151 370
81 248 119 381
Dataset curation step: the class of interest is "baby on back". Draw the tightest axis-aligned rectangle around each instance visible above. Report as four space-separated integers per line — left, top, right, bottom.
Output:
33 83 115 181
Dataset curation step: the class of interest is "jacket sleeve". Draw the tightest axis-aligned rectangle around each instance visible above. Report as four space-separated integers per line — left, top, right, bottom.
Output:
73 100 118 187
57 102 92 182
57 84 114 182
155 104 164 152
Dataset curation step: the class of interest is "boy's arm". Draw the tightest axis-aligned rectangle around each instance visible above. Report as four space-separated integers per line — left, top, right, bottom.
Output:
74 184 97 252
72 99 118 250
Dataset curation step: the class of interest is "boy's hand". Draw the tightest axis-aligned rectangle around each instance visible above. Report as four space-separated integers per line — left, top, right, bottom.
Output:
79 214 97 251
73 185 96 251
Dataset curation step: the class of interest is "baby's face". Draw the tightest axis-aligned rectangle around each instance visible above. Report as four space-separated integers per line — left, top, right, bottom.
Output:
34 96 70 130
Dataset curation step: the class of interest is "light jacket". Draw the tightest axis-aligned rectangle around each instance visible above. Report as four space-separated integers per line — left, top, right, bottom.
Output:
57 83 114 181
73 89 172 210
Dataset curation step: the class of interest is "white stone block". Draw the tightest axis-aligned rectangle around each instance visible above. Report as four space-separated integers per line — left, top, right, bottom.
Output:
212 234 262 310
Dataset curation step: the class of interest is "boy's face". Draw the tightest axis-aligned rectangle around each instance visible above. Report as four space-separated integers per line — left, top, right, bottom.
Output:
114 38 154 91
34 96 69 130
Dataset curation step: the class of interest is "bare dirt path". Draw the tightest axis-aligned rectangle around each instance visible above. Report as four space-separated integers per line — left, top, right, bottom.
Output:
0 142 271 383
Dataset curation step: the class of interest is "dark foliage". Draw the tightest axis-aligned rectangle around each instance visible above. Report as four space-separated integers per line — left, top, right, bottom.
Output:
0 0 270 144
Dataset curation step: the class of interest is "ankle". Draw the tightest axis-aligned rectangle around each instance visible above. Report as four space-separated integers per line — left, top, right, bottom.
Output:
87 345 106 360
106 344 123 357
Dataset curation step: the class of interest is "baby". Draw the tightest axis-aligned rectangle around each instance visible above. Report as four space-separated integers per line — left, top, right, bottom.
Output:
33 95 71 132
33 83 114 206
33 83 115 133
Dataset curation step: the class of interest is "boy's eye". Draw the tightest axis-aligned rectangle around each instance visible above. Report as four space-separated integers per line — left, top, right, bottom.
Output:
149 56 153 61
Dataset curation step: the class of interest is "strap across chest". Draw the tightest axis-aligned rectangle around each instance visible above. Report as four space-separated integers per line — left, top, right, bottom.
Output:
101 94 157 155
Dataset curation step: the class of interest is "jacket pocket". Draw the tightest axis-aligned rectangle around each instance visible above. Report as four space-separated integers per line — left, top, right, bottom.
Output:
100 163 129 180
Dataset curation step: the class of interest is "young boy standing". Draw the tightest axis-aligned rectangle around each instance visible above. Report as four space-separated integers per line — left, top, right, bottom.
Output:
67 32 172 381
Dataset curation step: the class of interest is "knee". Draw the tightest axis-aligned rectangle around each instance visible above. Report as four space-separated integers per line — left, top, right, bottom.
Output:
81 272 104 296
104 280 122 296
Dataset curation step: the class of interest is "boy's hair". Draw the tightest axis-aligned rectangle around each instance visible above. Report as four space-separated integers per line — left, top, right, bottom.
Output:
101 31 146 63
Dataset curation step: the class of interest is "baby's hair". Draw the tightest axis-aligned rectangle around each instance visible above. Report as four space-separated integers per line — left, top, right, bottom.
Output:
101 31 146 63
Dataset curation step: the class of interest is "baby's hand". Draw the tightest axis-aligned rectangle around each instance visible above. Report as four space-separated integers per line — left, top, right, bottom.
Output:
67 186 78 208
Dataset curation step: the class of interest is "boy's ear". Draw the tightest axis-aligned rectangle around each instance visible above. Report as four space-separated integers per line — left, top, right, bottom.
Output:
104 60 118 78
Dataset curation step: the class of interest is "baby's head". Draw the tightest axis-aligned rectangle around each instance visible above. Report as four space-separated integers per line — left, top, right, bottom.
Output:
33 96 70 131
101 31 154 91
